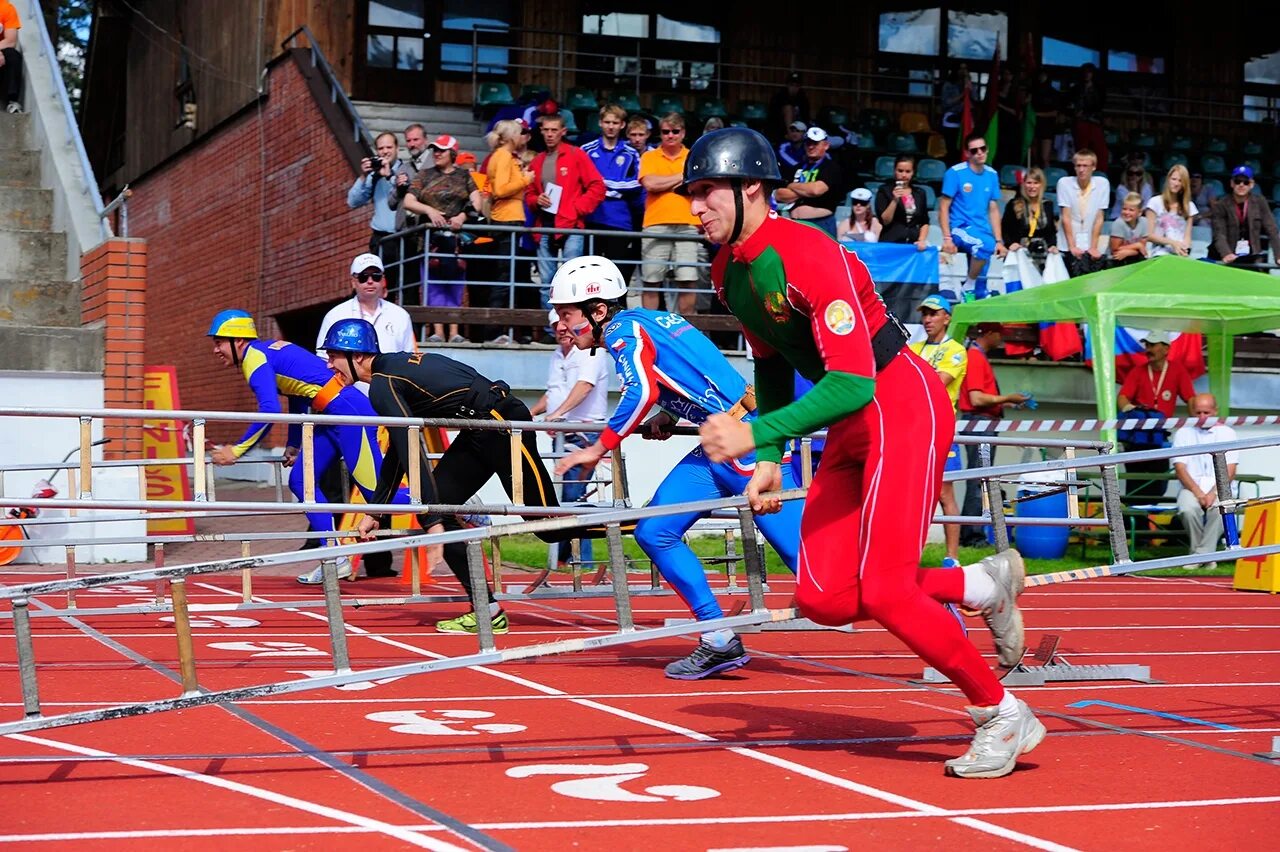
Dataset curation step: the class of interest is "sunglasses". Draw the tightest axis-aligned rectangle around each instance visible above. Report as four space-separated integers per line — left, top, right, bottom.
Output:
355 271 384 283
968 145 987 153
660 128 682 135
852 200 869 205
1127 170 1143 176
1233 177 1252 185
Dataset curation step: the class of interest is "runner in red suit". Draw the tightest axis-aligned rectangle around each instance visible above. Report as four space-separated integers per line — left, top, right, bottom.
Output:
684 128 1046 778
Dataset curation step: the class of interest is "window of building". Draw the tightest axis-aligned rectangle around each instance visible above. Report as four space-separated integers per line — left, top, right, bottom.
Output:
947 10 1006 60
1243 94 1279 124
656 15 719 44
368 0 424 29
1246 50 1280 85
1108 51 1165 74
440 0 512 75
878 8 940 56
1042 37 1099 69
582 13 649 38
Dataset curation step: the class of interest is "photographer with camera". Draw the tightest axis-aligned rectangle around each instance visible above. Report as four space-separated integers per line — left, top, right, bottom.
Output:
874 155 930 249
348 131 398 251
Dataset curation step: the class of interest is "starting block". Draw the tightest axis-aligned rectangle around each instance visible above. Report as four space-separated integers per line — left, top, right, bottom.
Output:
920 635 1159 687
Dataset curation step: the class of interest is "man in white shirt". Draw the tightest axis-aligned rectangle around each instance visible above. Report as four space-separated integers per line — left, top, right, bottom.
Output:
1172 393 1238 569
316 253 416 357
1056 148 1111 278
313 252 415 578
531 309 612 567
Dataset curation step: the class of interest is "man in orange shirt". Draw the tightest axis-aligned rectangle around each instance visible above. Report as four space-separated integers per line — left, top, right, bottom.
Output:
0 0 23 114
638 113 705 313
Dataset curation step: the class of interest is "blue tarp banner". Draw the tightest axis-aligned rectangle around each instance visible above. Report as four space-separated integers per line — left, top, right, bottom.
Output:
840 241 939 318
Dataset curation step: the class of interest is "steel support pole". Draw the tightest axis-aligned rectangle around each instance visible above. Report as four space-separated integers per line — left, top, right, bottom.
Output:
738 507 767 612
320 558 352 673
467 540 496 653
606 523 634 632
12 599 41 718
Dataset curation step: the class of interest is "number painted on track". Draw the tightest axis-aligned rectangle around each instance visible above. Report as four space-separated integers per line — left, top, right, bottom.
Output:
505 763 720 803
288 670 407 691
366 709 527 736
207 641 325 657
160 614 261 629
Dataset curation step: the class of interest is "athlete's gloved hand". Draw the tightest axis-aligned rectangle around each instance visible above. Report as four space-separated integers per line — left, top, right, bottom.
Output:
745 461 783 515
642 411 676 440
699 413 755 463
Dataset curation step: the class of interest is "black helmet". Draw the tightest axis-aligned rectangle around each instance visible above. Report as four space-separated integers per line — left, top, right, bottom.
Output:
678 128 782 194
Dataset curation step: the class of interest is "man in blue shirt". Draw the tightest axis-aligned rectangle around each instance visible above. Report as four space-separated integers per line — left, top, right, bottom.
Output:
582 104 644 282
549 256 804 681
939 132 1007 301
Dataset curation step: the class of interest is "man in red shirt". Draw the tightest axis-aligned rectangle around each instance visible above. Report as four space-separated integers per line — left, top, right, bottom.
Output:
688 128 1044 779
1116 330 1195 497
958 323 1029 545
526 113 606 313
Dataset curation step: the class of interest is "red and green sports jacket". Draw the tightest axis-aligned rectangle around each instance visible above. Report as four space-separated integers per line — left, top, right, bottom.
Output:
712 212 889 463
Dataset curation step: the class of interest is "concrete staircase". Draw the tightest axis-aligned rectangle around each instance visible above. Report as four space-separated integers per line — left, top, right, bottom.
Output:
0 113 102 372
352 101 489 161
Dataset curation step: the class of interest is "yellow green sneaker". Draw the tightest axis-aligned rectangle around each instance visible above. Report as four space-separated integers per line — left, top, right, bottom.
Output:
435 610 510 634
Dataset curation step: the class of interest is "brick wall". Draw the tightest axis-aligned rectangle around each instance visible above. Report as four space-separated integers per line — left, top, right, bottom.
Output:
125 56 369 447
80 238 147 460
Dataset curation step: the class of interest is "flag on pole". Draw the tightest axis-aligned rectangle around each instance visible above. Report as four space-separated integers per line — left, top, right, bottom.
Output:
983 40 1001 163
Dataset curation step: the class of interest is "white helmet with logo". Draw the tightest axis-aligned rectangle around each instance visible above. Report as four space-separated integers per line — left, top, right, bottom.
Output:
548 255 627 305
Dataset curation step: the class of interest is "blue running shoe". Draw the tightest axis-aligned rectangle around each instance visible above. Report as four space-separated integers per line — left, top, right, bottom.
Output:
942 556 962 568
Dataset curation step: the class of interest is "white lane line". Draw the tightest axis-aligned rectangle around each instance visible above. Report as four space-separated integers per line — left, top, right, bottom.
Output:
2 795 1277 842
195 585 1077 852
4 734 467 851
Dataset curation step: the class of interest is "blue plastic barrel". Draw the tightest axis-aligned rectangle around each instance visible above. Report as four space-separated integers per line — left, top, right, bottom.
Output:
1015 489 1069 559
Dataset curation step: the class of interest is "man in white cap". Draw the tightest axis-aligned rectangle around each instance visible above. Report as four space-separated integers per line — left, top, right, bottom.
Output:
773 126 844 238
316 253 416 359
776 120 808 170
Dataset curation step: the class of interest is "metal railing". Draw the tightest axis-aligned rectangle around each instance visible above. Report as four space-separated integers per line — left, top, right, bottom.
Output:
21 0 109 243
1 402 1277 734
281 25 375 157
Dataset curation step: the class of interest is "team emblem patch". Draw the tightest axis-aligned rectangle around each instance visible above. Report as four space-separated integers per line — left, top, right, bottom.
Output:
824 300 856 335
764 291 792 324
611 338 626 351
1161 389 1172 401
962 182 973 193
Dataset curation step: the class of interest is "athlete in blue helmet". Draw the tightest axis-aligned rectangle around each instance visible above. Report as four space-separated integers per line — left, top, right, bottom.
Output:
549 256 805 680
207 309 407 583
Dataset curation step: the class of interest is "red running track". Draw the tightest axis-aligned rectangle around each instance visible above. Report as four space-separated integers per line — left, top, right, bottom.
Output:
1 570 1279 850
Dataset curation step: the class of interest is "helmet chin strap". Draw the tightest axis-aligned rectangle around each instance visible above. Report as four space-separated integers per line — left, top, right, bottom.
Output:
345 353 358 384
728 178 745 245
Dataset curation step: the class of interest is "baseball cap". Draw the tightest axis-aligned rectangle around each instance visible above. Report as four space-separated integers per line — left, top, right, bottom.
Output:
918 294 952 314
788 120 807 132
1140 330 1172 346
970 322 1004 336
350 253 383 275
805 126 828 143
1232 164 1254 180
548 308 561 326
428 134 459 151
456 151 477 166
850 187 873 203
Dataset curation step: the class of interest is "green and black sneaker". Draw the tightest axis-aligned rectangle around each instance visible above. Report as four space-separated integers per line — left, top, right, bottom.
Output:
435 610 510 635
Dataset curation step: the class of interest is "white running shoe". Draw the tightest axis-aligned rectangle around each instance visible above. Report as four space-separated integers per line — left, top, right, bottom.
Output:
945 698 1046 779
977 549 1026 667
297 556 353 585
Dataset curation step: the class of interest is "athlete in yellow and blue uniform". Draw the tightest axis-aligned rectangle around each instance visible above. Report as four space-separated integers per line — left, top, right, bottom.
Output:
207 309 406 583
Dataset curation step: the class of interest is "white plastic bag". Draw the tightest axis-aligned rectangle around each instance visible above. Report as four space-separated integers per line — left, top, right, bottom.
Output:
1016 249 1044 289
1042 251 1070 285
999 251 1021 295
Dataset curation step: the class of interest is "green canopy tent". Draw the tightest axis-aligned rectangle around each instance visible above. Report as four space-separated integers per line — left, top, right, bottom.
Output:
949 256 1280 426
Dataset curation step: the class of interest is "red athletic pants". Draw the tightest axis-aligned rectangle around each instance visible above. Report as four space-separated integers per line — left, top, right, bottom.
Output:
796 350 1005 706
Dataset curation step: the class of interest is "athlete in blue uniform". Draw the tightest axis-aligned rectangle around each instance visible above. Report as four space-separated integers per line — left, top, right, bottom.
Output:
207 309 406 583
548 257 804 679
939 131 1007 301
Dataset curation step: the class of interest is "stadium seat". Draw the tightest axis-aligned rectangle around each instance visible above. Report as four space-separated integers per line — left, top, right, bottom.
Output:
1200 154 1227 178
1204 177 1225 198
1045 166 1068 186
900 111 931 134
1242 140 1265 156
1164 152 1189 170
864 181 884 198
1169 134 1193 152
475 82 515 109
738 100 768 121
1244 157 1264 176
1104 129 1121 147
519 84 552 101
921 184 938 210
565 87 598 111
818 106 850 128
558 109 579 134
651 95 685 116
857 131 880 153
873 156 896 180
1130 130 1157 149
1204 137 1229 154
999 163 1024 188
607 91 642 113
925 132 948 159
695 97 728 122
888 131 918 153
1271 184 1280 205
861 109 891 133
916 157 947 184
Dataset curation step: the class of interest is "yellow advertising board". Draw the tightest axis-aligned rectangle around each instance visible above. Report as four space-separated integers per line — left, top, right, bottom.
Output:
143 366 195 535
1234 502 1280 593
